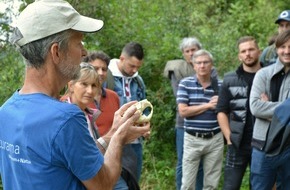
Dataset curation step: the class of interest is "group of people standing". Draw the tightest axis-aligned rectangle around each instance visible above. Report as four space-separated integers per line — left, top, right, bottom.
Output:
1 0 290 189
64 43 148 190
164 9 290 190
0 1 149 190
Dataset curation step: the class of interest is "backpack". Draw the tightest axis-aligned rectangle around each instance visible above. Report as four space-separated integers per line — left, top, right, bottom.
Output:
265 45 276 62
262 44 277 66
211 76 219 95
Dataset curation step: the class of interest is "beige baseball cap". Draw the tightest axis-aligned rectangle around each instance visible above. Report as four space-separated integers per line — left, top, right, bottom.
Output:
11 0 104 47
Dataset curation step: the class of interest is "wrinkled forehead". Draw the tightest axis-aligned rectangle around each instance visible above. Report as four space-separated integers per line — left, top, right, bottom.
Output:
183 45 200 52
195 55 212 62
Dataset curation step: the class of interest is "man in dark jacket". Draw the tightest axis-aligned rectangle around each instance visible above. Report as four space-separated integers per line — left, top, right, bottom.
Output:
216 36 261 190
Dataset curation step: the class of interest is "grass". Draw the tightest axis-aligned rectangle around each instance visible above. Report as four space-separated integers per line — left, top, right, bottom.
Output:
140 145 251 190
0 148 251 190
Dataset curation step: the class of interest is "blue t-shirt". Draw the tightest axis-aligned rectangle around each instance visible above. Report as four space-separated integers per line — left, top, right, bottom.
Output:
0 92 104 190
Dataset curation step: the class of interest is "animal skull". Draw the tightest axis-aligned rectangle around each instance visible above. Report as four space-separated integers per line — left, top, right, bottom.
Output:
134 99 153 124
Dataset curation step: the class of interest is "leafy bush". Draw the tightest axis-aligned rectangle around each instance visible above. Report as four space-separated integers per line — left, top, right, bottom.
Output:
0 45 24 104
1 0 289 189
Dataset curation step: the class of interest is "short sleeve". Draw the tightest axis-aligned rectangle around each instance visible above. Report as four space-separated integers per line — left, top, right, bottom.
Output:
51 112 104 181
176 79 189 105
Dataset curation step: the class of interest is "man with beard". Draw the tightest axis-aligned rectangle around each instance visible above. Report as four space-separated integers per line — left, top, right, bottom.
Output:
250 29 290 190
216 36 261 190
0 1 150 190
108 42 146 189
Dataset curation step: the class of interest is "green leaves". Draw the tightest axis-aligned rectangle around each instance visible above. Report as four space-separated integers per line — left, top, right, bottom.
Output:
1 0 289 189
0 45 24 104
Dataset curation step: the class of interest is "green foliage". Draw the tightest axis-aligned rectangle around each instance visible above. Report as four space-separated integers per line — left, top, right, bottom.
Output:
0 0 285 189
140 85 176 189
0 45 24 104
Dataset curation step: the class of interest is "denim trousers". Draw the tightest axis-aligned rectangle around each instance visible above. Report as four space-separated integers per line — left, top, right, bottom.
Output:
176 128 203 190
181 132 224 190
131 143 143 182
223 144 252 190
114 176 129 190
251 147 290 190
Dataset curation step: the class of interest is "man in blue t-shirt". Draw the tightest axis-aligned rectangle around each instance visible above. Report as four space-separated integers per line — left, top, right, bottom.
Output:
0 1 150 190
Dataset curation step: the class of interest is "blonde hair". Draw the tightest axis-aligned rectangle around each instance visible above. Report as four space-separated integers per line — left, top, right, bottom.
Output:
65 62 101 95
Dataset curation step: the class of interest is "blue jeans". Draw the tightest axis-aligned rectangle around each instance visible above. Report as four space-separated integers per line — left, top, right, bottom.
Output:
114 176 128 190
131 143 143 182
251 147 290 190
176 128 203 190
223 144 251 190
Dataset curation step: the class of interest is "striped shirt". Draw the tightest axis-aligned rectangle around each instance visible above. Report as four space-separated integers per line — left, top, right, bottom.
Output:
176 75 221 134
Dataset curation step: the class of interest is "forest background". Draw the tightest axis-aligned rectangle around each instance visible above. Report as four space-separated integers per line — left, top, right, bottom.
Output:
0 0 289 189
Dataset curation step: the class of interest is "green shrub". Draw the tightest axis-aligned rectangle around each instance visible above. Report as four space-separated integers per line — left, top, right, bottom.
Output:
1 0 288 189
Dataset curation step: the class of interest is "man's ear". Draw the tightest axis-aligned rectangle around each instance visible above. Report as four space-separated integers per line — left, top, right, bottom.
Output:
50 43 61 64
68 81 74 93
120 55 125 61
238 54 242 62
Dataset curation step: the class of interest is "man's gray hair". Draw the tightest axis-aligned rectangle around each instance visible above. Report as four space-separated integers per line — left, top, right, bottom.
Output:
17 30 73 69
179 37 202 52
192 49 214 63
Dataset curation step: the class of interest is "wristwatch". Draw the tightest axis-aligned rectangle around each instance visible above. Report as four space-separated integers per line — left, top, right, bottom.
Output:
97 137 108 151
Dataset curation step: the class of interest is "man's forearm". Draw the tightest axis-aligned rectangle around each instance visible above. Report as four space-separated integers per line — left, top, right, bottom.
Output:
103 135 123 184
179 103 211 118
217 112 231 144
88 135 123 190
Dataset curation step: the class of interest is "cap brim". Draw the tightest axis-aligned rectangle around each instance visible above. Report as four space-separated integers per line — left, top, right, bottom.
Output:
72 15 104 33
275 18 290 24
